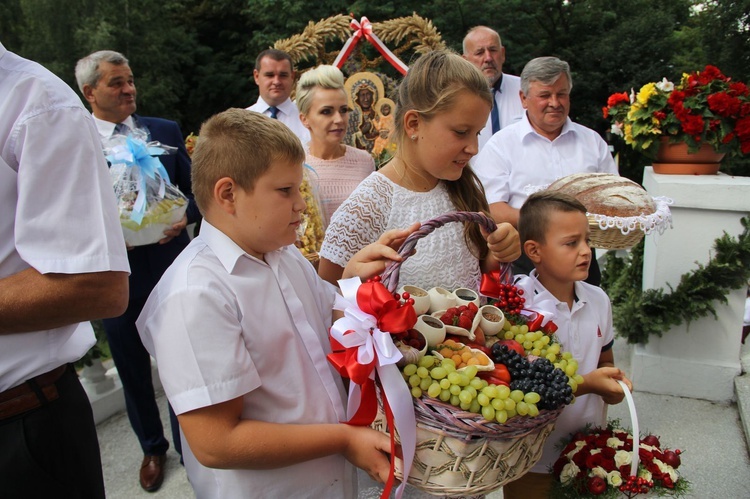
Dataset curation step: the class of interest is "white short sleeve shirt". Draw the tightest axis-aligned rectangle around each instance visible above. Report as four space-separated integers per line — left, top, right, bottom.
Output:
519 272 615 473
0 43 130 390
137 221 355 498
473 114 618 209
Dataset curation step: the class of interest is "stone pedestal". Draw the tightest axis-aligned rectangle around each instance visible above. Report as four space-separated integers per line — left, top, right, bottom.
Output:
631 167 750 402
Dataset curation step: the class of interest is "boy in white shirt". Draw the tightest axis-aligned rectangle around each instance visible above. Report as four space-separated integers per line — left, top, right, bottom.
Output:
137 108 413 498
503 190 633 499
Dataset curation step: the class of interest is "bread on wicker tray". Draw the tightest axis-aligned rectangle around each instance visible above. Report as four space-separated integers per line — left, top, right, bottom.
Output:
546 172 656 218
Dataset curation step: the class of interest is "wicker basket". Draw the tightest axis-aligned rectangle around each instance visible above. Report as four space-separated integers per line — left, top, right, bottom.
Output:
587 216 644 250
378 211 564 496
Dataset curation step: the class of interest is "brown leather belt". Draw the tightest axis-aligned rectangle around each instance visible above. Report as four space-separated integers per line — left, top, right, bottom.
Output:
0 364 68 421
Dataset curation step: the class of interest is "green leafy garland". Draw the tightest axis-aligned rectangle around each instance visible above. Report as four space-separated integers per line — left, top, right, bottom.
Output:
601 217 750 344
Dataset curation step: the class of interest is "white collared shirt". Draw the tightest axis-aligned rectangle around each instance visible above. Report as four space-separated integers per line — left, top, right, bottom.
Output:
91 114 136 138
247 96 311 146
137 221 355 498
518 271 615 473
477 73 524 152
0 42 130 390
473 113 618 208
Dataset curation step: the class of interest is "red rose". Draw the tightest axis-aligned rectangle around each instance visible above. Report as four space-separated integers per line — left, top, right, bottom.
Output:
553 456 568 478
639 448 654 462
737 116 750 139
662 475 675 489
601 447 616 459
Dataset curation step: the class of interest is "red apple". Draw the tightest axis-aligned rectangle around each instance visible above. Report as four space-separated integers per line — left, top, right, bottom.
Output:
641 434 661 448
662 450 681 468
587 476 607 495
497 339 525 356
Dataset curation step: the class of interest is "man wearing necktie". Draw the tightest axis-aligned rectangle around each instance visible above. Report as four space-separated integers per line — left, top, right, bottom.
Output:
246 49 310 144
75 50 199 492
463 26 524 152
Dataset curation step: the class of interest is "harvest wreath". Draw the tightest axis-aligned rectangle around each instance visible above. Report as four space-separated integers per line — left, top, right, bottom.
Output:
602 216 750 344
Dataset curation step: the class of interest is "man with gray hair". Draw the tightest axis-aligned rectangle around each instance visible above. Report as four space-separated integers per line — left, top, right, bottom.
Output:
473 56 617 286
76 49 199 492
462 26 523 151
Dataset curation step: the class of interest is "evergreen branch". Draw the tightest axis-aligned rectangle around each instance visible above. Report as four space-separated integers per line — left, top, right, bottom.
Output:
602 217 750 344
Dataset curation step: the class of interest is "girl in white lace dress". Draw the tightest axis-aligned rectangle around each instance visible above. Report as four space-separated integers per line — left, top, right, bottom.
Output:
319 50 520 294
296 65 375 224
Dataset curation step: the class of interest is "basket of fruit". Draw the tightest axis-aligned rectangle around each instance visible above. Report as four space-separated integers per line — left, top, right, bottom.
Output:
372 212 580 496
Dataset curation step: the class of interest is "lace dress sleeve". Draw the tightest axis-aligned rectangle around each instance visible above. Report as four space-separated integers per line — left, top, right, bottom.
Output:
319 173 392 267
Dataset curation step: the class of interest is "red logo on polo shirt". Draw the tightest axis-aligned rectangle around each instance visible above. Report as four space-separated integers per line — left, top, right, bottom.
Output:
597 326 602 338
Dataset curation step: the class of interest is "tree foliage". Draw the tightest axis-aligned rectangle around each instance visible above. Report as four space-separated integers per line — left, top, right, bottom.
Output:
1 0 747 175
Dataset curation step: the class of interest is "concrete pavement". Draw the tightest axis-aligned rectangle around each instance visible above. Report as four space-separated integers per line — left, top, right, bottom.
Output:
96 337 750 498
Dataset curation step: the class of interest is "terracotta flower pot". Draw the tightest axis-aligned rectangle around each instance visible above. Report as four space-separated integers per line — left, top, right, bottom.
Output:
653 137 724 174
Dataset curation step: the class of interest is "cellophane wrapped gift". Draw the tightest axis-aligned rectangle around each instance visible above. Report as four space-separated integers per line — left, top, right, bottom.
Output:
104 129 188 247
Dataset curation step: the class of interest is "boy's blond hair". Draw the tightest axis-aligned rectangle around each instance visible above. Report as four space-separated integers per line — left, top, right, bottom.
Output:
191 108 305 214
519 190 588 245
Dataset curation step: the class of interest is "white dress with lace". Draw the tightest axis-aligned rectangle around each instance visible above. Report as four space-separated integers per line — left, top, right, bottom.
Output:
320 172 482 291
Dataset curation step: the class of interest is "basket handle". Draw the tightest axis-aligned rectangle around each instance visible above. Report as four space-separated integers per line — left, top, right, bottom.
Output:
381 211 499 294
617 379 640 477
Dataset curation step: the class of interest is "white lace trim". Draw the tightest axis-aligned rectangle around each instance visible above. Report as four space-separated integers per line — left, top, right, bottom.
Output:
523 185 673 236
591 196 673 235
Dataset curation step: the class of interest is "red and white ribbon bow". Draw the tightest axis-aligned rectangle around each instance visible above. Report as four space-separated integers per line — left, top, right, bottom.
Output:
333 16 409 75
328 277 416 499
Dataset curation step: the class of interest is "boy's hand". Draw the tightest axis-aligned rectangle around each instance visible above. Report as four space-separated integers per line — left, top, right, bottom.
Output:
580 367 632 405
481 222 521 263
342 223 420 280
342 425 396 484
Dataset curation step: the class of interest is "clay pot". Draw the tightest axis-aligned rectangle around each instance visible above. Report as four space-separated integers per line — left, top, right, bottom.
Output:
653 137 724 175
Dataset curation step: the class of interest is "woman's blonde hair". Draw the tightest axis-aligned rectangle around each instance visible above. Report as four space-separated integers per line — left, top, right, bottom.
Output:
191 108 304 214
394 50 494 259
296 65 346 115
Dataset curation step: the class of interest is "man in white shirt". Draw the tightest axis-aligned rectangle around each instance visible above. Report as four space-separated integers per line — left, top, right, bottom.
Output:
462 26 524 152
473 56 617 284
246 49 310 144
0 41 129 497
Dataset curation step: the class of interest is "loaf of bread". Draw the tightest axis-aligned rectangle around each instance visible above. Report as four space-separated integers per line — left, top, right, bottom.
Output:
546 173 656 218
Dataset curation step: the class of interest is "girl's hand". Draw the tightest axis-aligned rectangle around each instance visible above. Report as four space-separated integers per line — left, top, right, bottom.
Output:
580 367 631 405
482 222 521 263
343 222 420 280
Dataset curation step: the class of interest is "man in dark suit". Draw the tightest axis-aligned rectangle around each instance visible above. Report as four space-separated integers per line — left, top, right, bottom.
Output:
75 50 200 492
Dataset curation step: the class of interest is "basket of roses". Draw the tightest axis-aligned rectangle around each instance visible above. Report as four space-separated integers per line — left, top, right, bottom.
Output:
551 381 690 498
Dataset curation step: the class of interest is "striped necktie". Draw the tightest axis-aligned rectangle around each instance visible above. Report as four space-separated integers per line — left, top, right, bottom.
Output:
114 122 130 136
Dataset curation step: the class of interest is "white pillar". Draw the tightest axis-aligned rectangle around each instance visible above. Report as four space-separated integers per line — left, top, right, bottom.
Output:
631 167 750 402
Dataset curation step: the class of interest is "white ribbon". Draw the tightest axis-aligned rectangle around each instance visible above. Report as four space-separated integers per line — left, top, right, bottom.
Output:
331 277 416 499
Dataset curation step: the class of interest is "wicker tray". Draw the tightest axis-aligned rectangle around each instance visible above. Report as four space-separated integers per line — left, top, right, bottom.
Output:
379 211 564 496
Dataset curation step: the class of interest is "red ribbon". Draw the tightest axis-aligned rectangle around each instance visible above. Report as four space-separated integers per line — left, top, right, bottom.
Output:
356 280 417 334
333 16 409 75
479 269 504 298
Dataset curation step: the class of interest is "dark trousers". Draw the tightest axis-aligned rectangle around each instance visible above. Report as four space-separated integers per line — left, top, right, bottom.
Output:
103 295 181 457
512 248 602 286
0 366 105 499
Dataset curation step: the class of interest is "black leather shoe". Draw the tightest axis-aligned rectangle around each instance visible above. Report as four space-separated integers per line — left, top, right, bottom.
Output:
139 454 166 492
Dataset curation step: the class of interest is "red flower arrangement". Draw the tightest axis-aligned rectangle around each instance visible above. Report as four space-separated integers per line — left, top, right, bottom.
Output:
604 65 750 158
551 420 690 498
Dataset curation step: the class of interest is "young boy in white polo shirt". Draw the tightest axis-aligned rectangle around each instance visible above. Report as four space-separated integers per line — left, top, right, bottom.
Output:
503 190 633 499
136 108 412 498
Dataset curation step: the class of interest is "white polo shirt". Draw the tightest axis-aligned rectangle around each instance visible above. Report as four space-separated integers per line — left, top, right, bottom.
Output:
137 221 355 498
247 96 311 146
473 113 618 209
517 271 615 473
0 42 130 390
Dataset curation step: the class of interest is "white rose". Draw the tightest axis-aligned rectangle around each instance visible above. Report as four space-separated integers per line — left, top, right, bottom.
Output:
560 462 581 486
607 437 625 448
607 470 623 487
639 443 657 453
567 440 587 459
610 123 624 137
590 448 602 455
614 449 633 468
638 469 652 482
654 459 678 482
655 77 675 92
591 466 608 479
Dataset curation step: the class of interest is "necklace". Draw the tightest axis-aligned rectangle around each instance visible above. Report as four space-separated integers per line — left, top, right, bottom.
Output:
391 156 436 192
